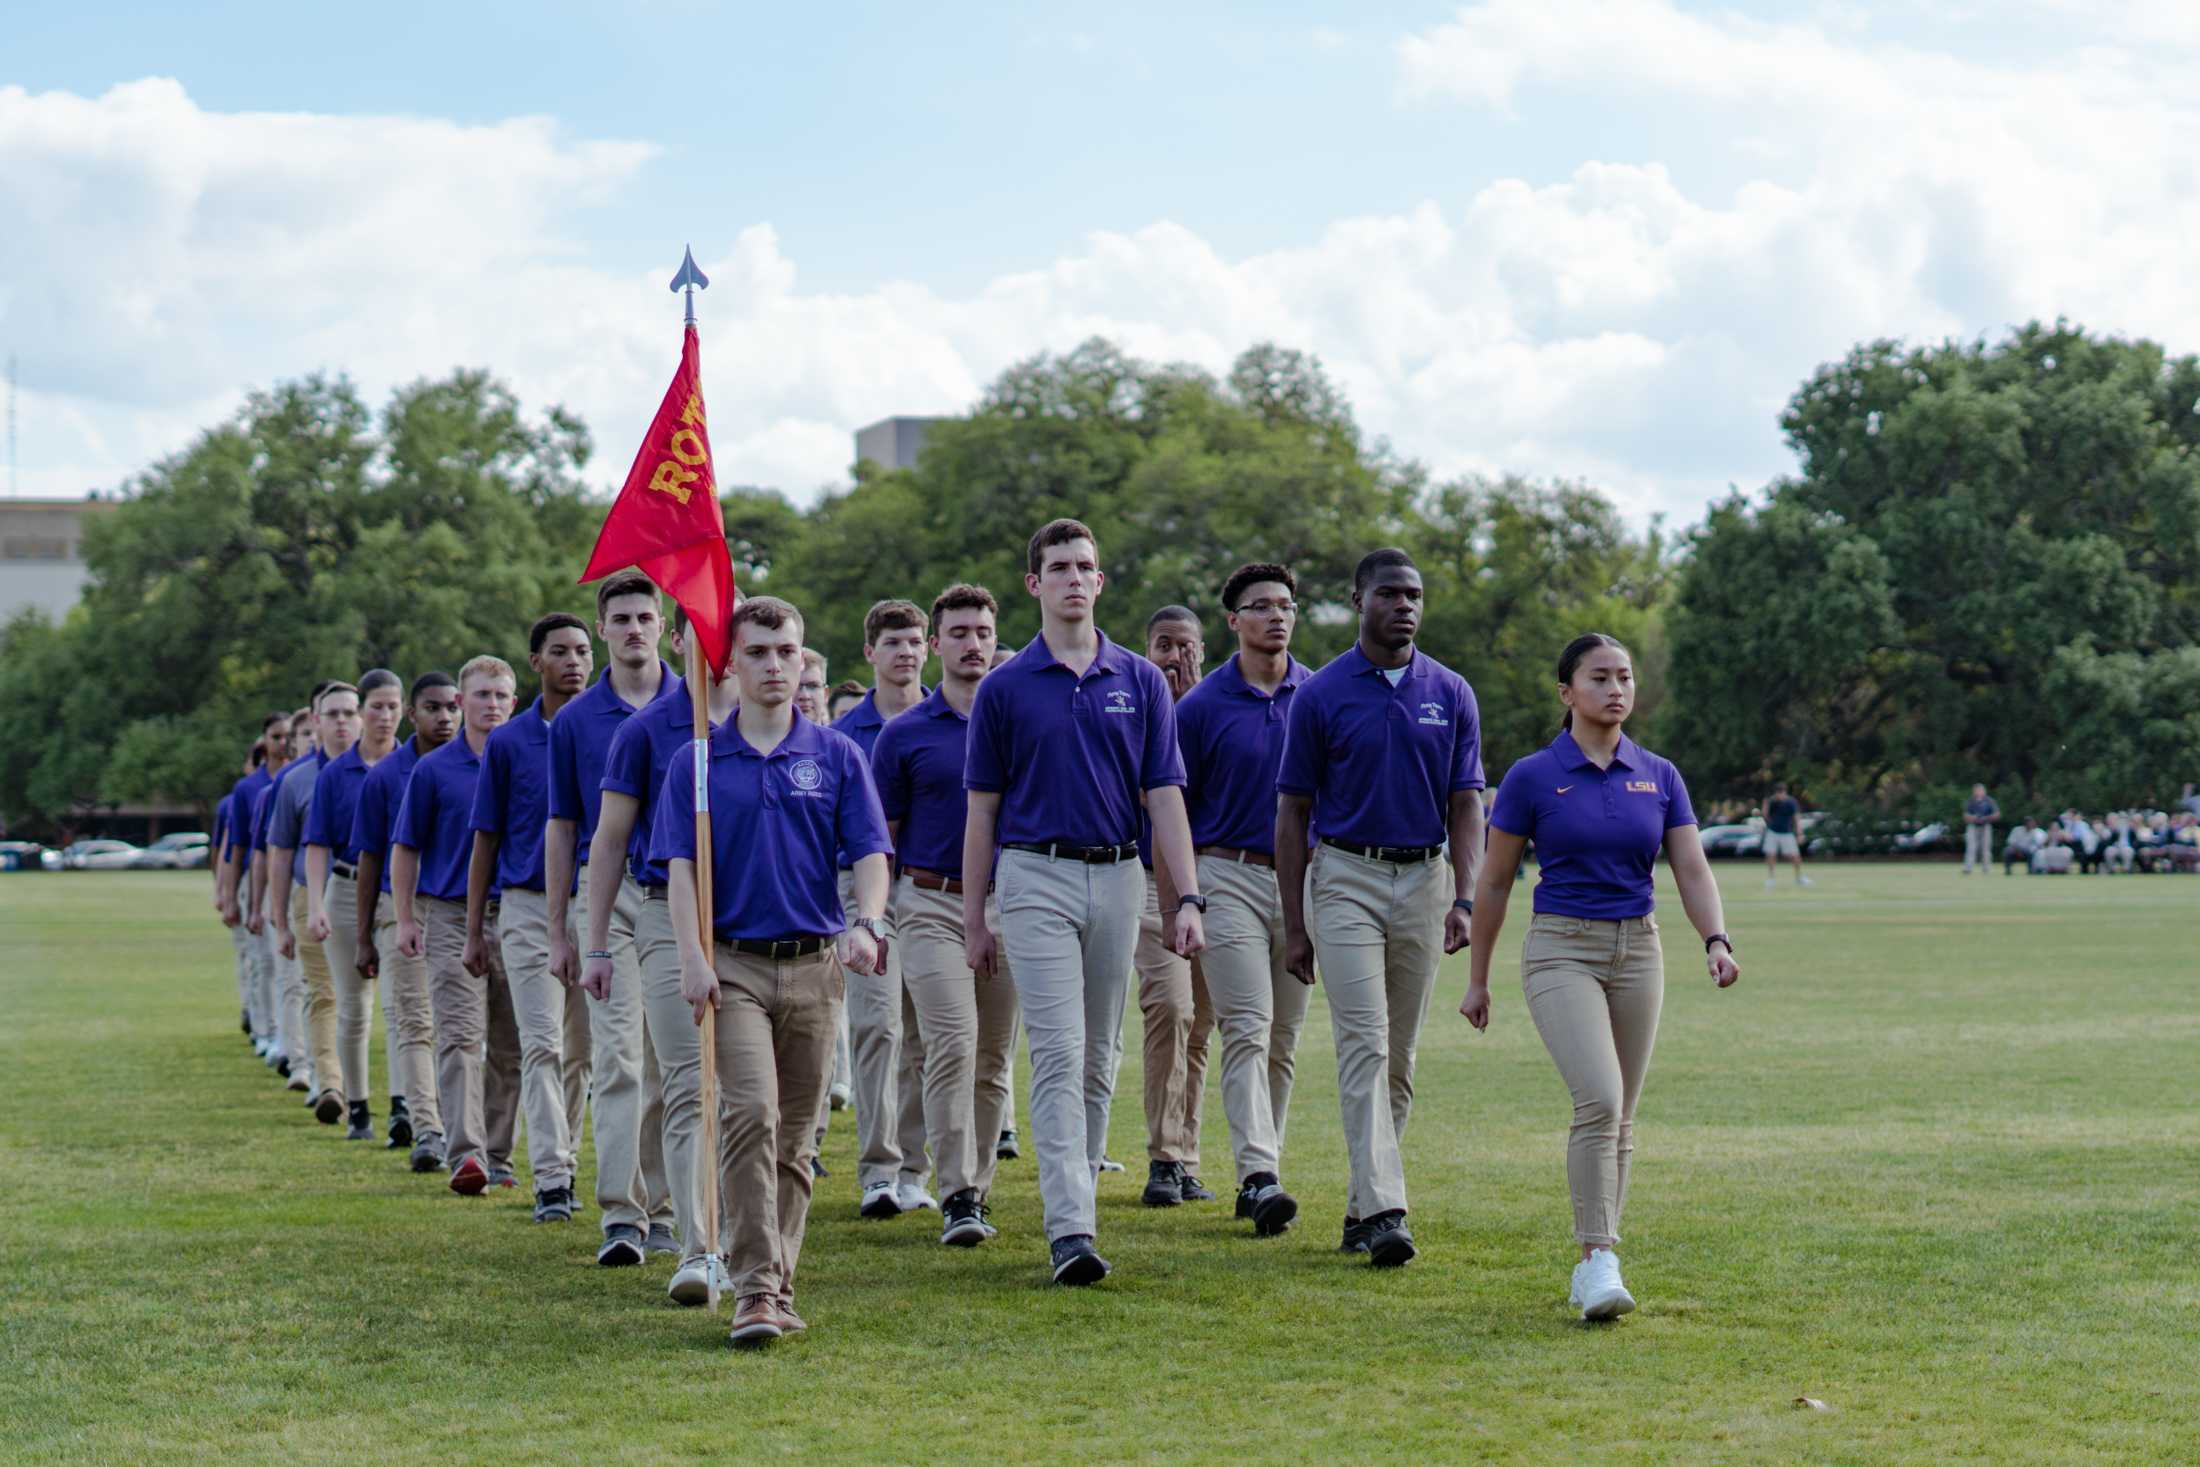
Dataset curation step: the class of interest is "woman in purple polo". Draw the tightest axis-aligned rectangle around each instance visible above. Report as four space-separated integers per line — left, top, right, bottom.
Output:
1459 633 1740 1321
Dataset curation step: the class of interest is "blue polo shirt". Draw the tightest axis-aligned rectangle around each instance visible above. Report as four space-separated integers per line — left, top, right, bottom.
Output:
349 737 423 895
649 714 891 939
831 687 931 759
395 735 492 904
1489 730 1696 920
252 779 280 855
212 794 232 864
267 751 328 886
870 687 975 877
1177 653 1313 854
1276 645 1485 849
601 694 722 887
471 698 559 894
222 766 269 870
549 661 678 867
305 745 377 865
964 631 1186 848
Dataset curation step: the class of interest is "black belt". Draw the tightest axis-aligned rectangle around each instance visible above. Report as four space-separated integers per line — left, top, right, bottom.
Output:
1004 841 1140 864
331 860 358 880
1321 836 1444 864
641 884 669 902
717 935 830 959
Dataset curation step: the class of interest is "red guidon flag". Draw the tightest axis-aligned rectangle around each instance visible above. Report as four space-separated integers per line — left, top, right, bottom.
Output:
580 323 737 672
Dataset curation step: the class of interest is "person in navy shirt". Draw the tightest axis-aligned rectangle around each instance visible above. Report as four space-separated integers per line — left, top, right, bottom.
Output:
268 684 356 1127
651 595 890 1345
870 582 1019 1247
962 517 1204 1287
254 707 316 1097
586 611 737 1306
833 597 934 1221
225 722 290 1064
1462 632 1740 1322
350 671 459 1172
1177 562 1317 1237
546 573 680 1264
393 654 519 1197
469 612 595 1225
1276 547 1485 1269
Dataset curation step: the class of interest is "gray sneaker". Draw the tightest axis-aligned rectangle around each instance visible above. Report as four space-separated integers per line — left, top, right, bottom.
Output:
409 1133 446 1174
644 1223 680 1257
597 1224 646 1267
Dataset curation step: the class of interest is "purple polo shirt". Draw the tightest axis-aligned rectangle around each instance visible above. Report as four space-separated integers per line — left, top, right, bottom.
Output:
212 795 232 864
548 661 678 867
1489 729 1696 920
1276 645 1485 849
1177 652 1313 854
600 694 723 887
831 687 917 759
267 751 329 886
470 698 558 894
304 745 372 865
394 734 492 904
223 766 269 871
251 780 280 854
649 714 891 939
349 737 423 895
870 687 974 877
964 631 1186 848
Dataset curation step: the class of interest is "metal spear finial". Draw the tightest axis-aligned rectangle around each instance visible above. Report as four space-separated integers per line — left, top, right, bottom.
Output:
670 245 710 326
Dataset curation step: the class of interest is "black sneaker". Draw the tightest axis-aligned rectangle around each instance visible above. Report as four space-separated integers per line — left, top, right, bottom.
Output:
409 1133 446 1173
1049 1234 1111 1286
1339 1216 1371 1253
996 1128 1020 1160
597 1223 646 1266
387 1097 413 1150
1364 1210 1416 1268
1142 1160 1184 1207
276 1055 292 1079
1179 1171 1215 1203
533 1187 575 1223
940 1189 989 1247
345 1100 373 1141
1238 1174 1297 1236
241 1008 252 1035
811 1156 827 1180
314 1089 344 1126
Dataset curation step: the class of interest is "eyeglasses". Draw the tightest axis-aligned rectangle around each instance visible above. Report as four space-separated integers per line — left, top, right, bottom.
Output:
1237 599 1298 615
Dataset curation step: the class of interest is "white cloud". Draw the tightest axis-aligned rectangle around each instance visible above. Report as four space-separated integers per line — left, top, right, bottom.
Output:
6 19 2200 528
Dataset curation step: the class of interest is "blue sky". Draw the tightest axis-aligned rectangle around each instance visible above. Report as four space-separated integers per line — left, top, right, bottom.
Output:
6 1 2197 521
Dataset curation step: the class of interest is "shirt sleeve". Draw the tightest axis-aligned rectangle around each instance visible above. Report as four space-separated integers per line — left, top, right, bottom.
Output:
1663 762 1698 830
1138 663 1187 791
1173 694 1209 798
302 766 340 848
351 769 389 859
1275 684 1323 797
870 723 912 824
963 678 1008 793
1450 678 1486 792
253 789 277 850
271 774 309 850
469 739 509 835
1487 759 1538 838
647 743 702 868
836 739 894 863
547 716 584 822
392 766 433 852
601 718 651 801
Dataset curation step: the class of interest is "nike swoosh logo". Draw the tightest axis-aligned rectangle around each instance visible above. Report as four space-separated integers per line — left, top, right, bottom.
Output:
1556 786 1573 795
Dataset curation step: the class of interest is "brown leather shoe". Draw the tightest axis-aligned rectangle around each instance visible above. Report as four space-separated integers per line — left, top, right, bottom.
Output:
729 1294 784 1345
776 1297 807 1334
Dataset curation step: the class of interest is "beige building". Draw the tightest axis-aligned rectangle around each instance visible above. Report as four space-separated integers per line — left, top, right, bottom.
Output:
0 496 112 623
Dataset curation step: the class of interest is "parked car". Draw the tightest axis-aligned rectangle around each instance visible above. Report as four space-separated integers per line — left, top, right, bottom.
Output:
1698 820 1762 857
135 832 211 870
0 840 62 872
1892 821 1950 853
60 839 144 870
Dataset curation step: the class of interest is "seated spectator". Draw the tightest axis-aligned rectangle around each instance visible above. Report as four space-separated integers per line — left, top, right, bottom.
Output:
2101 814 2137 874
2062 810 2103 874
2003 817 2044 875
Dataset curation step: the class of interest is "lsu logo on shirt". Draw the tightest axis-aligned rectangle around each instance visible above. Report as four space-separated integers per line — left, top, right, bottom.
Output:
1625 779 1659 794
788 758 828 798
1103 689 1137 715
1417 701 1448 727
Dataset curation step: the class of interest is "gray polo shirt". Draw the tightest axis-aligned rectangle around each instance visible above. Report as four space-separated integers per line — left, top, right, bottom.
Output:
267 752 326 888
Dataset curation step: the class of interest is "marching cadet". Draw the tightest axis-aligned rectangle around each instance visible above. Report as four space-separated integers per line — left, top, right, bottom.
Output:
254 707 317 1099
223 711 290 1067
268 683 361 1128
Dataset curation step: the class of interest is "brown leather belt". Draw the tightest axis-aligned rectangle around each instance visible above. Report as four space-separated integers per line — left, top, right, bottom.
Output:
901 867 978 895
1197 845 1274 869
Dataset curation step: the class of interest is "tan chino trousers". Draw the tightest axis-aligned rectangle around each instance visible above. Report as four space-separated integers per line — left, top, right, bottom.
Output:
1133 870 1214 1168
421 895 519 1173
374 905 440 1137
498 887 592 1193
578 873 673 1236
634 890 723 1262
292 883 340 1098
1194 853 1312 1184
895 876 1020 1201
842 871 928 1192
319 873 376 1107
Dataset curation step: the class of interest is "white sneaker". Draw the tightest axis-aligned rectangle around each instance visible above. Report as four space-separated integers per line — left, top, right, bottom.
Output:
827 1083 850 1112
1572 1249 1636 1321
667 1255 729 1307
1764 877 1777 889
1797 876 1814 887
860 1181 901 1219
895 1181 939 1212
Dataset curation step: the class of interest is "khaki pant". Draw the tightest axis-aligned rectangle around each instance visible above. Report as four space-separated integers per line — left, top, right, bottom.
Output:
1521 913 1664 1247
375 907 439 1137
1133 871 1214 1167
712 945 842 1301
293 884 342 1099
1962 823 1993 872
498 887 592 1193
1307 843 1446 1220
635 891 722 1260
1196 853 1313 1185
276 917 309 1085
422 895 519 1173
580 874 673 1236
995 848 1141 1241
232 923 253 1015
319 874 376 1105
250 919 278 1044
842 871 928 1191
896 876 1020 1201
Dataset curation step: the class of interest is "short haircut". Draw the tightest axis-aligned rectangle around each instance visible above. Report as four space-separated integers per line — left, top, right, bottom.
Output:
864 598 926 646
409 670 457 703
458 654 516 690
1028 517 1097 577
308 680 336 710
1353 547 1418 595
1146 604 1199 636
594 571 660 622
1221 562 1296 612
800 648 827 676
262 710 290 732
318 681 360 706
357 668 401 698
830 678 866 702
289 708 313 730
730 595 803 646
929 583 999 636
530 611 590 656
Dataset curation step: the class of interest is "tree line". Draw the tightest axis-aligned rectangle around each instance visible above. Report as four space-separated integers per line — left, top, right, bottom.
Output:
4 324 2196 839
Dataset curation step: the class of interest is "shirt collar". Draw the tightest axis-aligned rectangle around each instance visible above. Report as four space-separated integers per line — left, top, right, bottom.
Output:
1216 652 1310 698
919 686 970 723
1022 628 1129 677
582 661 677 715
1551 728 1642 772
710 711 830 761
1341 644 1420 686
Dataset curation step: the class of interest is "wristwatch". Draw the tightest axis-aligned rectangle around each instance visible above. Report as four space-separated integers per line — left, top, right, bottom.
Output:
1704 932 1734 954
1452 898 1475 914
851 917 886 942
1176 893 1208 914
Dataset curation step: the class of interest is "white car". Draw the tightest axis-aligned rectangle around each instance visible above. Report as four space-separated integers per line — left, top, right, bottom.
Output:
61 839 144 870
135 832 212 870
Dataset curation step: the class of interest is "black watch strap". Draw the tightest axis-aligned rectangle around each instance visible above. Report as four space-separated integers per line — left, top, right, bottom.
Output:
1177 893 1207 913
1452 898 1474 914
1705 931 1733 953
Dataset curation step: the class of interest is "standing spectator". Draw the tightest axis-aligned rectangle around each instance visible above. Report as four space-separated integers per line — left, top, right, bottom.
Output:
1758 783 1811 889
1960 785 2000 875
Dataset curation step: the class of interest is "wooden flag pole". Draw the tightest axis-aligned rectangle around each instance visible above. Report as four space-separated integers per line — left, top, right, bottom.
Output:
686 639 721 1311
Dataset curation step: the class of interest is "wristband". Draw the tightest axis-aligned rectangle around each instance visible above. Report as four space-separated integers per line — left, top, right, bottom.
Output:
1452 898 1474 914
1176 893 1207 913
1705 932 1733 954
585 949 613 961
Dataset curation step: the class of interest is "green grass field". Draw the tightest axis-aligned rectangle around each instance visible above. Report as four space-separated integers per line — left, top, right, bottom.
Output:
2 864 2195 1465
